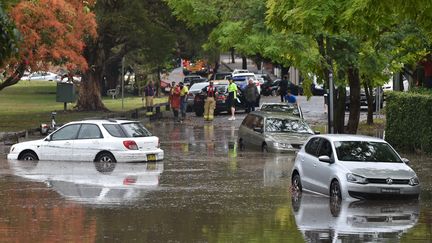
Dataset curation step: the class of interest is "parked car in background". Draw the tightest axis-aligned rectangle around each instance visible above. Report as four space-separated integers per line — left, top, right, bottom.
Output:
255 73 272 83
238 111 315 152
210 72 232 81
291 134 420 200
232 69 250 75
21 71 60 82
193 82 246 116
187 82 209 112
345 87 384 110
311 82 325 96
261 79 281 96
7 119 164 163
232 72 261 93
183 75 205 87
259 102 304 119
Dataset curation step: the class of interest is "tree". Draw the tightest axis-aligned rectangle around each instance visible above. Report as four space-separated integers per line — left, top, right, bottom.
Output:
0 3 19 68
0 0 97 92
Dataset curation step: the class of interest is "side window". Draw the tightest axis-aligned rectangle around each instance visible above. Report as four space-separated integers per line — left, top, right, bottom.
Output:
305 138 320 157
77 124 102 139
317 139 333 158
103 124 126 137
51 124 81 141
242 114 256 129
255 117 264 129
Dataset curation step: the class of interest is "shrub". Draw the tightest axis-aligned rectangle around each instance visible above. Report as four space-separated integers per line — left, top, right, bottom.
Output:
386 91 432 153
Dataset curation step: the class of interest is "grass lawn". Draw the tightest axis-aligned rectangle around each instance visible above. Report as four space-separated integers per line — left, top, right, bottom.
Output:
0 81 167 132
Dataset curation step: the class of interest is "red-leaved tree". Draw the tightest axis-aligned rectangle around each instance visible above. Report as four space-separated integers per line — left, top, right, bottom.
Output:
0 0 96 91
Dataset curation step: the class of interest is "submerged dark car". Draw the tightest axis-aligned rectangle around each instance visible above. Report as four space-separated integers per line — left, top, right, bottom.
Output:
261 79 303 96
193 82 247 116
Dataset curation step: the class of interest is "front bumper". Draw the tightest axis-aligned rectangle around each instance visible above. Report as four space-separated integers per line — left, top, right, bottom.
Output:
347 183 420 200
7 153 19 160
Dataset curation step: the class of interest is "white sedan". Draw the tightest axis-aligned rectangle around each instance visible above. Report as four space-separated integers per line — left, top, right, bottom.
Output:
7 119 164 163
291 134 420 200
21 71 60 82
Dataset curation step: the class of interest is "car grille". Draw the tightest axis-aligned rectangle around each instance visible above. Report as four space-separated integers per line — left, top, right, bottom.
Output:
291 144 302 149
367 178 410 185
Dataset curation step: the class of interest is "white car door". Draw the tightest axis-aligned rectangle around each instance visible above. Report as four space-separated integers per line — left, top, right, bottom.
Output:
44 124 80 161
299 137 321 192
314 139 336 195
74 124 104 161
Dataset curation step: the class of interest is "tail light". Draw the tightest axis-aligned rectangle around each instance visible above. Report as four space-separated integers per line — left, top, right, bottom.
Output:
123 176 137 185
217 95 226 101
123 140 138 150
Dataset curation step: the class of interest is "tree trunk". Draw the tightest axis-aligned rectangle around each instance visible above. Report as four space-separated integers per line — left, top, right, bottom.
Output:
334 87 346 133
0 61 27 91
75 39 108 111
242 55 247 69
363 81 374 125
346 67 361 134
230 48 235 63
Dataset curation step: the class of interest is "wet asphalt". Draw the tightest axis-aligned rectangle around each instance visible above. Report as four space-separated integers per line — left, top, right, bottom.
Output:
0 95 430 242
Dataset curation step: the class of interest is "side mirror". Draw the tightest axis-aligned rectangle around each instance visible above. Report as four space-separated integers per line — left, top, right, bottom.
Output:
314 131 321 134
318 155 333 163
253 127 263 133
44 135 52 141
401 158 410 164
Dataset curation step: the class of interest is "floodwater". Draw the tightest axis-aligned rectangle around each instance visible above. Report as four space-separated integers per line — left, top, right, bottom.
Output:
0 119 431 242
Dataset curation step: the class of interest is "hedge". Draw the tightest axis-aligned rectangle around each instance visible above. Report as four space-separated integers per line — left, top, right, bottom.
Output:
386 91 432 153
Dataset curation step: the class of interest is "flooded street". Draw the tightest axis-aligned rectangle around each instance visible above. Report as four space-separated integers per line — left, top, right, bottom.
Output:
0 103 431 242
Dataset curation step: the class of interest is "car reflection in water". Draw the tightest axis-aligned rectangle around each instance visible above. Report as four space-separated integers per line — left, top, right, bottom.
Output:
8 160 163 205
292 193 419 242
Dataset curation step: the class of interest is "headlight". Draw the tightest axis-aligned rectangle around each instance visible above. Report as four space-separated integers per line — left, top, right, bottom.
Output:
346 173 368 184
274 142 293 149
409 176 420 186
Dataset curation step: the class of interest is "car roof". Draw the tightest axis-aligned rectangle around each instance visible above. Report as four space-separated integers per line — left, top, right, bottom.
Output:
260 102 298 107
311 134 385 143
248 111 303 120
66 119 138 125
189 82 210 90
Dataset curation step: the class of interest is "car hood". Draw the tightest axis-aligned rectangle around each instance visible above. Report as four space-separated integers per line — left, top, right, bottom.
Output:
13 139 45 148
267 133 311 144
340 162 416 179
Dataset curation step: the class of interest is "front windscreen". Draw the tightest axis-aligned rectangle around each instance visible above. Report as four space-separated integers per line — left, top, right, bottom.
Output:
334 141 402 162
265 118 312 134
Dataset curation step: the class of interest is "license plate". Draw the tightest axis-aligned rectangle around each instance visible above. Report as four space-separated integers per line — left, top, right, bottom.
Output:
381 188 400 194
147 162 157 170
147 154 156 161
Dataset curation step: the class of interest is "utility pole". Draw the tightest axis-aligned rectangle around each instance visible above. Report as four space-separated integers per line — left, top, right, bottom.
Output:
121 56 125 111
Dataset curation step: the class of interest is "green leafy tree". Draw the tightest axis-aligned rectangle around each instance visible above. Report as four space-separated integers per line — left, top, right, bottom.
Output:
0 3 19 68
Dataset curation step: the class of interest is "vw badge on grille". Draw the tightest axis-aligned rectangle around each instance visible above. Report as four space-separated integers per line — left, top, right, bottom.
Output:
386 178 393 185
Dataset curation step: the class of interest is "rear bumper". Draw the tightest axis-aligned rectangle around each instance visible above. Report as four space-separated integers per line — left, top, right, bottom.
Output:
113 148 164 162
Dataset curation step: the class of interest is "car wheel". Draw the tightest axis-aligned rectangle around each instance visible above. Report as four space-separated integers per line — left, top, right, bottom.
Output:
329 196 342 217
19 151 39 161
271 90 277 96
330 180 342 200
291 173 302 192
262 143 268 152
94 153 117 173
195 109 204 117
96 152 116 163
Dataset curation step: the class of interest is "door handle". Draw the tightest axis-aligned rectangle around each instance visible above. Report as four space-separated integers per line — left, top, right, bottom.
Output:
64 142 71 146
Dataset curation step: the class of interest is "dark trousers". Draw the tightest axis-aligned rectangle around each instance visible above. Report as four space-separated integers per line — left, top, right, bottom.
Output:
246 100 256 113
280 90 287 102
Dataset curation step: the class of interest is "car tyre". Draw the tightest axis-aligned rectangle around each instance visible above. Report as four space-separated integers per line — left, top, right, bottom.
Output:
95 153 117 173
262 143 268 152
330 180 342 201
292 173 302 192
19 151 39 161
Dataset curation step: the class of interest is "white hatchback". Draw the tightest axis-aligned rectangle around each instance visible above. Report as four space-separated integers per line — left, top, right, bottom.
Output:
7 119 164 163
291 134 420 200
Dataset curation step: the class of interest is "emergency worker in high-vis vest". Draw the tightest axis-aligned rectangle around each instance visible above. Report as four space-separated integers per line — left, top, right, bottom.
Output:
203 81 217 121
